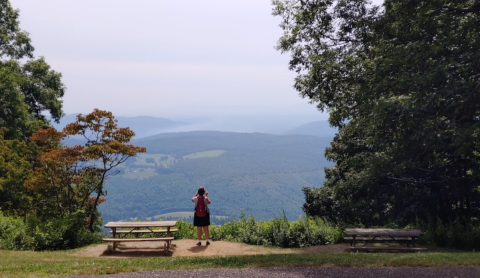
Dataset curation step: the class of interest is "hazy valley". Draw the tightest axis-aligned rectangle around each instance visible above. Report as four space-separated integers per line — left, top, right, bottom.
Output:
59 115 336 223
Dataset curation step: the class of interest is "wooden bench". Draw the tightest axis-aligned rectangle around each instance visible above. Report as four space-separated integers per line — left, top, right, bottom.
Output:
102 237 174 254
344 228 426 252
344 236 413 245
348 246 428 253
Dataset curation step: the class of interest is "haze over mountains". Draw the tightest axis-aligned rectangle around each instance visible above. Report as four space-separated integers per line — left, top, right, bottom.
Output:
58 114 336 222
53 114 335 138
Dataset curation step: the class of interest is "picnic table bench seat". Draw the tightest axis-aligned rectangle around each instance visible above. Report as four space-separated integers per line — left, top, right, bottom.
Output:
102 237 174 255
343 236 413 242
110 229 178 235
102 237 174 243
348 246 428 253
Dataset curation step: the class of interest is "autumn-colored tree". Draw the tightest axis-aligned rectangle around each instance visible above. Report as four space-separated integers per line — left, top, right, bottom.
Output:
28 109 146 231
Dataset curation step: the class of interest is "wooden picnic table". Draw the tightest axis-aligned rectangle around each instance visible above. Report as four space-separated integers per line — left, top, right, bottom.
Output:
344 228 426 252
103 220 177 254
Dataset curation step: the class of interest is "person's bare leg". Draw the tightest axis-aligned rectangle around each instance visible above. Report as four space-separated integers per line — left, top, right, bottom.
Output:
196 226 202 245
204 226 210 245
197 226 203 239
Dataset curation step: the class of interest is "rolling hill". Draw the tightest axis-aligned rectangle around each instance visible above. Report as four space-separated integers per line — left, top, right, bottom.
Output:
98 131 332 223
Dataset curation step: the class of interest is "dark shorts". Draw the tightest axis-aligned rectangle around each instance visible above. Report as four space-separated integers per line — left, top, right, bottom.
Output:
194 212 210 227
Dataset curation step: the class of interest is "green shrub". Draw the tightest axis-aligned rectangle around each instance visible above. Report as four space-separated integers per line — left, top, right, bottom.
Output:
0 213 31 250
0 211 101 251
173 219 197 239
176 212 342 248
418 219 480 250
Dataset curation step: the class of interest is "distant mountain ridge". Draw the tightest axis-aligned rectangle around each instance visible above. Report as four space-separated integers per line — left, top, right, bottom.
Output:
284 120 337 138
53 114 329 137
52 114 187 138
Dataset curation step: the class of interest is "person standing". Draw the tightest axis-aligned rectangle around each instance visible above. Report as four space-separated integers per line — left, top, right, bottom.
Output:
192 186 211 246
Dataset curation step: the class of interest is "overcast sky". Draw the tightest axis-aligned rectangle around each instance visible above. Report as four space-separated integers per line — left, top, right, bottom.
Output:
10 0 382 120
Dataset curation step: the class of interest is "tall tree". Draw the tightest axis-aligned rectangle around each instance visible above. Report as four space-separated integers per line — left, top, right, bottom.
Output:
274 0 480 226
0 0 65 141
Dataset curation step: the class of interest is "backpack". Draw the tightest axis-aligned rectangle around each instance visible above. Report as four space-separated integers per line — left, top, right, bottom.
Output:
195 196 207 217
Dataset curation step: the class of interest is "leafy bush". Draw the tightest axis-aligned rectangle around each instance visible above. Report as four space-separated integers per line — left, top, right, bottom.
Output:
0 213 31 250
176 212 342 248
172 219 197 239
418 219 480 250
0 211 101 251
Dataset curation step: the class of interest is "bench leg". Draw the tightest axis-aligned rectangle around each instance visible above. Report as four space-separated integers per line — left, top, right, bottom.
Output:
164 241 170 255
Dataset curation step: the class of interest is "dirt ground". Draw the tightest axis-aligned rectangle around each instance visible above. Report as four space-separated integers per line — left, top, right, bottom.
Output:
71 240 351 258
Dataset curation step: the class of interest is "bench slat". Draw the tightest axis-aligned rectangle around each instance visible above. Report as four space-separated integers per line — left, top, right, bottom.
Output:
349 246 427 252
111 229 178 234
102 237 174 242
343 236 412 241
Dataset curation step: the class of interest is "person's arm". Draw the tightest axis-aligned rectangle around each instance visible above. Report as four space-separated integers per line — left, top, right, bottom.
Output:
205 191 211 204
191 192 198 203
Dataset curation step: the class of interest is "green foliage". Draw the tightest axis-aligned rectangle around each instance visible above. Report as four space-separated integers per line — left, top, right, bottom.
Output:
0 129 34 216
175 213 342 248
0 211 29 250
274 0 480 233
0 211 101 251
172 219 197 239
418 219 480 250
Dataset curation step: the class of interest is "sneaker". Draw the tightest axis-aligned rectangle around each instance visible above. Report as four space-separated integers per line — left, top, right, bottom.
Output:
206 240 210 245
196 241 201 246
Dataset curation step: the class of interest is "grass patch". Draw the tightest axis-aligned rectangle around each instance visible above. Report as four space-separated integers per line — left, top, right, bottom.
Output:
2 247 480 277
183 150 226 159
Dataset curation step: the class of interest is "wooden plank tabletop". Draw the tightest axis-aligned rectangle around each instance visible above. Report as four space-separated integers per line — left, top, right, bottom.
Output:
345 228 422 237
105 220 177 228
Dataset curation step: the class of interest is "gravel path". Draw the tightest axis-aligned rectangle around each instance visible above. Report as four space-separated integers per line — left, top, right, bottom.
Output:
61 266 480 278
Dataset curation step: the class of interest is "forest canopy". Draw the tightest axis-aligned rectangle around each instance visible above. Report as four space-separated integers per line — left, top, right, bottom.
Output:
273 0 480 227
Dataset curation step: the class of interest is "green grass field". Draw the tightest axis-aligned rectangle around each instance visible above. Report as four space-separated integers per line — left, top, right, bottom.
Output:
183 150 226 159
1 248 480 277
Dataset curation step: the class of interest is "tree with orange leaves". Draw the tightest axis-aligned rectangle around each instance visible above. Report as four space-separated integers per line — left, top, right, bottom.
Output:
28 109 146 231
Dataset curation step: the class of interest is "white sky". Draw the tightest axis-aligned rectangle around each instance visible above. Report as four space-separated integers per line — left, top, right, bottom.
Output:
10 0 382 119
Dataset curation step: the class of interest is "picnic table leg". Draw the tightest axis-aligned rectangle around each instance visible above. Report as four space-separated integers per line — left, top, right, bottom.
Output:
412 236 416 247
112 228 117 251
352 236 356 247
